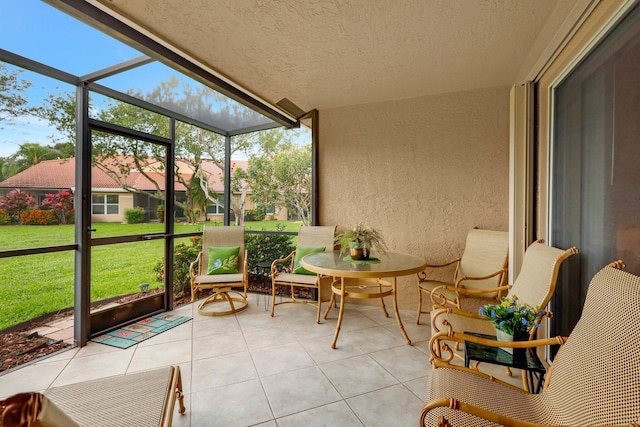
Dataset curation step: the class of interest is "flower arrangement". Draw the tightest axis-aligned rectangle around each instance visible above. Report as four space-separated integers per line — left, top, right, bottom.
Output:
334 223 388 259
479 295 544 337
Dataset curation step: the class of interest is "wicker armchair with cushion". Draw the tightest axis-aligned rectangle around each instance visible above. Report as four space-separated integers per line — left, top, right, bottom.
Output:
416 228 509 325
421 261 640 427
270 225 336 323
430 241 578 340
189 225 248 316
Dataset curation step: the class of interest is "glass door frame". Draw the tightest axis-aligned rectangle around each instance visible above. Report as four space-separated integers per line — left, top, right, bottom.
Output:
75 83 176 344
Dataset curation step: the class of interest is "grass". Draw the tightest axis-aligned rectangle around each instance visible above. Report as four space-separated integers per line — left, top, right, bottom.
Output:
0 220 301 330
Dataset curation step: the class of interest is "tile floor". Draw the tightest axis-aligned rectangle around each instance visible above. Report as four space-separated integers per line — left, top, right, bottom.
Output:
0 293 521 426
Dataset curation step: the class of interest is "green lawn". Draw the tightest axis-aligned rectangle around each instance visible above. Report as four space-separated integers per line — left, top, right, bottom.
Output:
0 220 301 330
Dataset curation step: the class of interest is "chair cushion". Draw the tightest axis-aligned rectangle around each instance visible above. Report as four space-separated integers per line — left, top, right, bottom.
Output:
195 273 244 284
292 246 325 275
419 280 457 303
207 246 240 274
273 273 320 285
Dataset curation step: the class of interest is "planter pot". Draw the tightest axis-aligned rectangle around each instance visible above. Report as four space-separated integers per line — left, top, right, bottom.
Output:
349 247 366 260
495 328 528 354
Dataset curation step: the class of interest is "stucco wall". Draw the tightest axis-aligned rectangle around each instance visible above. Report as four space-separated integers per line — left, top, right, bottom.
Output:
319 86 510 310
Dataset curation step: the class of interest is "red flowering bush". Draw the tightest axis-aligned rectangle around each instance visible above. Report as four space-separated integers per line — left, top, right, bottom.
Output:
19 209 58 225
42 190 74 224
0 189 36 223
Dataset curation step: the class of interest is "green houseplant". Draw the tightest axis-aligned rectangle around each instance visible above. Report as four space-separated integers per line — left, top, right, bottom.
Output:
335 223 388 260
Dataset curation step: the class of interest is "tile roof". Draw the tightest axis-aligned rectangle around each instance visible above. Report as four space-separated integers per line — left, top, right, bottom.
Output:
0 157 248 193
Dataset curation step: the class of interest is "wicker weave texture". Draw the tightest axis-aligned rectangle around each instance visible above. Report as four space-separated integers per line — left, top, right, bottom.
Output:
45 367 172 427
541 266 640 425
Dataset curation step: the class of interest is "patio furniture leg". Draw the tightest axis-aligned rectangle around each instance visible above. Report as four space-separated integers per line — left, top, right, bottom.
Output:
378 279 389 317
391 277 411 345
323 279 338 320
330 277 347 349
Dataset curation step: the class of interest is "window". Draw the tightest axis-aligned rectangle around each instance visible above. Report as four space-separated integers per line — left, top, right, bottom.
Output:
206 196 225 215
92 194 119 215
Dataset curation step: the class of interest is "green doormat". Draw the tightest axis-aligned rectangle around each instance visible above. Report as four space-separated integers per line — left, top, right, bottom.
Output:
91 313 192 349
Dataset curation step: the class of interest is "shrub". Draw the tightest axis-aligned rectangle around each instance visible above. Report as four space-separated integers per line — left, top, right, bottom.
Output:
153 236 202 297
0 209 11 225
244 207 266 222
124 207 146 224
245 225 294 275
42 190 74 224
19 209 58 225
0 189 36 222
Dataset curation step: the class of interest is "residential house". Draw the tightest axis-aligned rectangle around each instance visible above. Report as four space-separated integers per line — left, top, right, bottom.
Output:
0 157 286 223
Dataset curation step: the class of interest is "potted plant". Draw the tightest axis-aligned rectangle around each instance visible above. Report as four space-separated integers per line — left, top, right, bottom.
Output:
335 223 388 260
478 295 544 354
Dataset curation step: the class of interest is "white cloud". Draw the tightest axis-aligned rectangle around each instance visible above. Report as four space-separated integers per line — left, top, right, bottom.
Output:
0 115 66 157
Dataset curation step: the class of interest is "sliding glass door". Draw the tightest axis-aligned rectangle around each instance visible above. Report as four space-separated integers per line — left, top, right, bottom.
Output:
551 4 640 337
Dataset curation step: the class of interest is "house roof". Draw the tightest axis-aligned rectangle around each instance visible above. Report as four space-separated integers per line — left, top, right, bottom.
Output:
58 0 591 113
0 158 247 193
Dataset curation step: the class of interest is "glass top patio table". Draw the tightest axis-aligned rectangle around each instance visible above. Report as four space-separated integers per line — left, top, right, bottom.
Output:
301 251 426 349
300 251 427 278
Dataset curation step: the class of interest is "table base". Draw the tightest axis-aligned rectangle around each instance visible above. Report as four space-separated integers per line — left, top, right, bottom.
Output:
323 277 411 349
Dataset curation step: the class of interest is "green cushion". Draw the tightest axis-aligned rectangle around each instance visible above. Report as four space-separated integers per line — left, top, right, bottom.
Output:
207 246 240 274
293 246 325 275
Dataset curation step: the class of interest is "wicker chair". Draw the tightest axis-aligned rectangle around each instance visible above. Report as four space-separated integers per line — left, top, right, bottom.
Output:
270 225 336 323
1 365 185 427
421 261 640 427
416 228 509 325
189 225 248 316
430 241 578 340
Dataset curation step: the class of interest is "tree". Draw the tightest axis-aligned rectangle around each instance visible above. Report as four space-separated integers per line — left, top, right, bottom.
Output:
39 76 293 224
0 143 67 180
246 145 312 225
0 63 33 125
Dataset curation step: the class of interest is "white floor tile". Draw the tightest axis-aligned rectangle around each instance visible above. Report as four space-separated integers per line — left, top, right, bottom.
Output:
347 384 424 427
190 379 273 427
51 347 135 387
191 351 257 391
192 330 247 360
242 323 298 350
251 342 315 377
320 355 398 398
128 339 192 372
261 366 342 418
276 400 364 427
0 359 69 398
369 345 431 382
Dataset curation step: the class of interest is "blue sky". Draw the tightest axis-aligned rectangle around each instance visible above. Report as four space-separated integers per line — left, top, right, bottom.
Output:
0 0 170 157
0 0 307 159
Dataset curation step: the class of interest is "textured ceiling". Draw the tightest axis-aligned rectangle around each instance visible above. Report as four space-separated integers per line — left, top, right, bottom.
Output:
91 0 581 112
